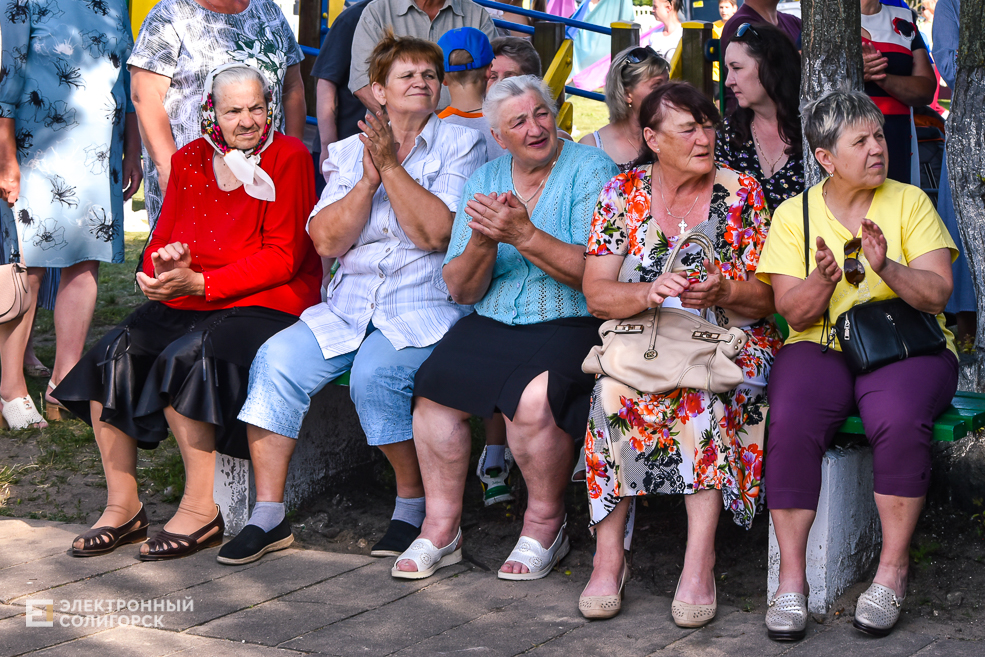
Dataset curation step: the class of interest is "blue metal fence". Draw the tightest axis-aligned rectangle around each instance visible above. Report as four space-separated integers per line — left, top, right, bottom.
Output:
301 0 611 126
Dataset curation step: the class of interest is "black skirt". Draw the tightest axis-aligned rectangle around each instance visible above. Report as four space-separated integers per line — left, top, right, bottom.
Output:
414 313 603 439
53 301 297 459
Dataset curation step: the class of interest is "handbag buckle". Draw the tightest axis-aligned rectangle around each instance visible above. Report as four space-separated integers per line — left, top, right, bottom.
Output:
612 324 644 334
692 330 730 344
644 349 658 360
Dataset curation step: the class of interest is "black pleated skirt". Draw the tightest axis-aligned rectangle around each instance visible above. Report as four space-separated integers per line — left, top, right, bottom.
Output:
414 313 603 439
52 301 296 459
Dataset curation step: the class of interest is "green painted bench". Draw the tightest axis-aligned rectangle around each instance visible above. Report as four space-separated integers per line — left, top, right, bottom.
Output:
772 314 981 442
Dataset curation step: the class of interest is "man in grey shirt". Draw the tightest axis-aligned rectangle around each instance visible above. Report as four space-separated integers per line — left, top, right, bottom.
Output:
349 0 497 113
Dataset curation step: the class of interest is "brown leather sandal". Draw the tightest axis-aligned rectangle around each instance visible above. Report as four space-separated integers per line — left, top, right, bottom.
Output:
138 506 225 561
71 505 149 557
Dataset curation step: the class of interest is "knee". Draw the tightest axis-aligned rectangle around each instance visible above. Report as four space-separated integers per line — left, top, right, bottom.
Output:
511 374 554 434
249 335 298 387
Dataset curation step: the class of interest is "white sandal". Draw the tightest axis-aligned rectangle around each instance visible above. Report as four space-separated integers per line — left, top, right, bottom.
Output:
1 395 48 430
390 528 462 580
498 518 569 581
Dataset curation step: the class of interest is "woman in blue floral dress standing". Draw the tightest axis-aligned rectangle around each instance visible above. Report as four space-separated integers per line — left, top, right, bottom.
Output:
0 0 142 429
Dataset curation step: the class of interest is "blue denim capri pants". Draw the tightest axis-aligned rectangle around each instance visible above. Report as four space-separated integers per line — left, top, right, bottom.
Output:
237 321 435 445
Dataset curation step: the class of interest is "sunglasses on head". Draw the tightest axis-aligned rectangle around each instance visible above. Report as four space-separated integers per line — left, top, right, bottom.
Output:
623 46 667 68
843 238 865 287
734 22 762 40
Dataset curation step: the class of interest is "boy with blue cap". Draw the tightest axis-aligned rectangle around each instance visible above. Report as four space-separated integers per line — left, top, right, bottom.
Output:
437 27 507 161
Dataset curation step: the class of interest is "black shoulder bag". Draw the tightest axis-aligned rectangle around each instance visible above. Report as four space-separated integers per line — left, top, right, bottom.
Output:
802 193 946 374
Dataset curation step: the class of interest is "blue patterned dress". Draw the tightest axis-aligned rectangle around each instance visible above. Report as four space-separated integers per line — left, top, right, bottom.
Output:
0 0 134 267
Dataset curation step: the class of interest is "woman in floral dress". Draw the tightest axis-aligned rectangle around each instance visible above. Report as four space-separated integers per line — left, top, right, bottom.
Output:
578 82 782 625
0 0 142 428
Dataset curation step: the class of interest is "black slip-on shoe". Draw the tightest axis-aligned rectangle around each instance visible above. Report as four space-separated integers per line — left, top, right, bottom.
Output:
370 519 421 557
216 517 294 565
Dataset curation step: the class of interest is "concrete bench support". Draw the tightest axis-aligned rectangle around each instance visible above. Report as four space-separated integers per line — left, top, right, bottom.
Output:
767 441 882 614
214 384 374 536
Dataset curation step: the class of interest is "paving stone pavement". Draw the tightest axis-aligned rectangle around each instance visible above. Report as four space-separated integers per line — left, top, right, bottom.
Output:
1 518 981 657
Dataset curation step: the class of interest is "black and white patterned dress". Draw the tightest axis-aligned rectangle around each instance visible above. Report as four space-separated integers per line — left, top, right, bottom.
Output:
0 0 133 266
127 0 303 227
716 115 805 214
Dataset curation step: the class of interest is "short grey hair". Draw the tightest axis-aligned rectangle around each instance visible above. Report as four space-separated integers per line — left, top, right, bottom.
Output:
212 65 272 107
605 46 670 123
482 75 557 136
802 89 884 154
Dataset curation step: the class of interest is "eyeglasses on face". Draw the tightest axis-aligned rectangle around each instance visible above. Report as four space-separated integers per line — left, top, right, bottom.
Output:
843 237 865 287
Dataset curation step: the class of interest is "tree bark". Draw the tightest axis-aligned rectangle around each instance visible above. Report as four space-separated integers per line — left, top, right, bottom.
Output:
947 0 985 389
799 0 865 186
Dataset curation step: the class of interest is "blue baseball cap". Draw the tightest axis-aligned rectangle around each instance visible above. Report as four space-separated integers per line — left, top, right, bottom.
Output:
437 27 494 72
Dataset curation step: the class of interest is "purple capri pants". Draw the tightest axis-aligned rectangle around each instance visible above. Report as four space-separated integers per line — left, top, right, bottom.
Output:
766 341 958 510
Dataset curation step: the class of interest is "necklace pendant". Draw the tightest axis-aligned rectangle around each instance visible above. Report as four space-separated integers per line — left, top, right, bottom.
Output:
678 218 688 234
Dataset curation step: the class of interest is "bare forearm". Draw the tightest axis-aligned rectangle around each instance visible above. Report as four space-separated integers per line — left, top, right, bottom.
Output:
877 260 951 314
515 230 587 292
132 101 175 177
124 113 142 158
284 86 307 140
308 180 375 257
0 118 16 168
443 237 497 305
584 277 651 319
719 279 777 320
381 167 453 252
353 86 383 115
775 274 837 332
876 74 936 107
316 79 339 148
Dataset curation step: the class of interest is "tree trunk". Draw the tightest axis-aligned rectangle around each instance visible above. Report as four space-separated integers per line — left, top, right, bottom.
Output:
947 0 985 389
799 0 865 186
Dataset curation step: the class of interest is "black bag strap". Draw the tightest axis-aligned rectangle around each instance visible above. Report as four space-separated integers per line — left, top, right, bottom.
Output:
803 189 832 351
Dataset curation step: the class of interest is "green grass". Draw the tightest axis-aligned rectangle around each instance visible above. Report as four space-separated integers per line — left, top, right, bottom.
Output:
1 231 185 521
569 94 610 142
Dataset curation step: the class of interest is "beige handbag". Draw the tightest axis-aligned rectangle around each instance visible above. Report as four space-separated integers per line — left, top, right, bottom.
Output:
582 230 749 394
0 243 31 325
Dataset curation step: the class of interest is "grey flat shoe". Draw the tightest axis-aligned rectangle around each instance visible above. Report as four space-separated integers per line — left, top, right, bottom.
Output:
766 592 808 641
853 582 903 637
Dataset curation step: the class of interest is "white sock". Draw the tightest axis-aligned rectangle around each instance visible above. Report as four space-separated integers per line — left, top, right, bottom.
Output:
485 445 506 473
246 502 285 533
391 496 425 527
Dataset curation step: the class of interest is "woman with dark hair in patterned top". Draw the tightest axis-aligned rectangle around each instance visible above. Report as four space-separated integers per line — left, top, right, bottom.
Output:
717 22 804 213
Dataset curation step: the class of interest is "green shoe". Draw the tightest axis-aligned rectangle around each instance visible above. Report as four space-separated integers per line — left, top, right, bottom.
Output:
476 447 514 506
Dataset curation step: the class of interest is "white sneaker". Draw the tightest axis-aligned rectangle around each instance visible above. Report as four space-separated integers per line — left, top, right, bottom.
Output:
476 446 514 506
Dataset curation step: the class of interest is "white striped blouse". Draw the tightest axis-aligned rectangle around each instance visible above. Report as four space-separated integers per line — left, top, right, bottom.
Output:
300 114 486 358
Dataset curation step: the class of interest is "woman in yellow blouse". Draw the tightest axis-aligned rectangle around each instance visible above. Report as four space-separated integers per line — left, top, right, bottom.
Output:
756 90 958 641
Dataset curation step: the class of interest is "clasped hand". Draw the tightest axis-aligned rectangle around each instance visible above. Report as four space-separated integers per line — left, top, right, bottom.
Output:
136 241 205 301
862 43 889 83
466 191 536 247
358 110 400 189
646 259 729 310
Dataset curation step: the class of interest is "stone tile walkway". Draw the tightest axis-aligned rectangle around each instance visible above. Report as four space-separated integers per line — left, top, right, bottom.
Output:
1 518 981 657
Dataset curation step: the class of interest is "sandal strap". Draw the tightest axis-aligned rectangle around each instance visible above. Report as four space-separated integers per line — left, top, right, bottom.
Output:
144 507 224 554
1 394 45 429
75 506 147 550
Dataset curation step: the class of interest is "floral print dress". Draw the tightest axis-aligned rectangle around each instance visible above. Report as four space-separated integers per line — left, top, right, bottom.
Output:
0 0 134 266
584 164 782 531
716 116 805 215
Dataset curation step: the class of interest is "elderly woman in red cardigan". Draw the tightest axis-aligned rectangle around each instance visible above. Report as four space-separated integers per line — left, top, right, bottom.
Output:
54 63 322 561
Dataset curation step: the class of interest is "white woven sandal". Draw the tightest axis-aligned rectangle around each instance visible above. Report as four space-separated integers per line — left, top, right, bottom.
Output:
1 395 48 430
390 528 462 580
498 519 569 581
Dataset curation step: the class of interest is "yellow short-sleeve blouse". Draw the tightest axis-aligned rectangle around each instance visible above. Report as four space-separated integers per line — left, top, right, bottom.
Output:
756 179 958 355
